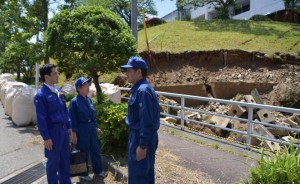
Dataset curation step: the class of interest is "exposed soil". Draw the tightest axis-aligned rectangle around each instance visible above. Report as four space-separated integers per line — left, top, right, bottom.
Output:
116 50 300 108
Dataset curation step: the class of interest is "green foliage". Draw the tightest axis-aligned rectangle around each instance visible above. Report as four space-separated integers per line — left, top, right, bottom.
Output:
95 102 129 153
45 6 137 98
249 15 273 21
64 93 77 102
79 0 158 26
138 20 300 55
284 0 300 8
244 142 300 184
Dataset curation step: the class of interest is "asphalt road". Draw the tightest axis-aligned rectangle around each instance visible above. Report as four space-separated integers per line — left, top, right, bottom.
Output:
0 104 44 182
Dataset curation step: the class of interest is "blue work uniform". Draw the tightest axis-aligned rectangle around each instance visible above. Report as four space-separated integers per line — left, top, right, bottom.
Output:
68 95 103 175
126 78 160 184
34 84 71 184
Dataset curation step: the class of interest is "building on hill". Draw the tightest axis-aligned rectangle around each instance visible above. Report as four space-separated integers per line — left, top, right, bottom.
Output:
161 0 297 21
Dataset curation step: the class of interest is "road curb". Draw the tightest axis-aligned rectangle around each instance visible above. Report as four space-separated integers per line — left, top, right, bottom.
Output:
102 156 128 183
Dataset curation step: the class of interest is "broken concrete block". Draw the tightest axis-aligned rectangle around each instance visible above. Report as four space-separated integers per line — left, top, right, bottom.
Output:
230 119 241 130
253 124 275 138
281 136 300 144
285 118 299 128
244 95 256 103
185 113 199 124
251 88 263 104
210 115 231 127
210 115 232 136
257 109 275 123
236 134 261 146
267 127 289 137
163 117 178 124
227 105 246 117
260 141 281 152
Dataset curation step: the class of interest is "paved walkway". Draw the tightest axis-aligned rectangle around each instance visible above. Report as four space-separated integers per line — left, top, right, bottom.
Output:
158 124 259 184
0 104 45 182
0 102 259 184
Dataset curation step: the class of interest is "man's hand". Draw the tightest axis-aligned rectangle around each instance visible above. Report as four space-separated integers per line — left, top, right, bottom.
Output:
68 129 73 140
72 132 78 145
44 139 53 151
96 128 103 134
136 146 147 161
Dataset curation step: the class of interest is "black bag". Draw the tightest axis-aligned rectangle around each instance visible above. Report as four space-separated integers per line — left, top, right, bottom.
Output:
70 146 88 177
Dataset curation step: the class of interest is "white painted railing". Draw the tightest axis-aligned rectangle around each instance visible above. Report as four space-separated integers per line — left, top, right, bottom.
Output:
119 87 300 150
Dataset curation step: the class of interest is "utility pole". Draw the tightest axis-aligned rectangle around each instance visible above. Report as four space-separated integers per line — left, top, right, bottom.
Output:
131 0 138 42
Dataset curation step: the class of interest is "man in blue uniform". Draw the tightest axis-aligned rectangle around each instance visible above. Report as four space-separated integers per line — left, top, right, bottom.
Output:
69 77 106 181
34 64 72 184
120 56 160 184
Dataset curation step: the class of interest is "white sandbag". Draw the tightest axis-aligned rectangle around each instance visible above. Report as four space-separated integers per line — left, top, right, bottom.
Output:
0 78 15 100
1 82 27 106
0 73 14 79
88 83 97 98
100 83 121 103
4 87 19 117
12 87 33 126
62 83 76 95
30 87 38 124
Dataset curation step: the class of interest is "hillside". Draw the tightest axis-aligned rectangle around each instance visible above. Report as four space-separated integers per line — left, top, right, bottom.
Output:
137 20 300 55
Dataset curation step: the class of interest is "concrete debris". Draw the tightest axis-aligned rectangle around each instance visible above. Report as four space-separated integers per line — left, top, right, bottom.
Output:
257 109 275 123
160 88 299 152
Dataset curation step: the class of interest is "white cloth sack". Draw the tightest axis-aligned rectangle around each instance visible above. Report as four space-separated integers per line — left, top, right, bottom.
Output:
12 87 33 126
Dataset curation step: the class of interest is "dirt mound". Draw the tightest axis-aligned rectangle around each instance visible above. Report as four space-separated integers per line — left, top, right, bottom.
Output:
266 9 300 24
115 50 300 108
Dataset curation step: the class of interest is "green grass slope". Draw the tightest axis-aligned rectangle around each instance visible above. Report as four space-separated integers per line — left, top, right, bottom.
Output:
138 20 300 55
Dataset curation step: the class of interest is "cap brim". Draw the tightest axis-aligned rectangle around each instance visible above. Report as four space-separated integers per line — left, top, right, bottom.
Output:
83 78 92 84
120 64 133 69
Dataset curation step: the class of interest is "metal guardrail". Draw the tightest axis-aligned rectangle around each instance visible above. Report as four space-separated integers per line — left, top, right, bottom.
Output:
119 87 300 150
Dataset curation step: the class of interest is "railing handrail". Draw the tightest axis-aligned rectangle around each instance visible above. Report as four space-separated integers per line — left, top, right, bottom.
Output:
119 87 300 149
119 87 300 114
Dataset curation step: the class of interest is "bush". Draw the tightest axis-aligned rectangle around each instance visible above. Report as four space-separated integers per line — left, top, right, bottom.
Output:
249 15 272 21
95 102 129 154
244 142 300 184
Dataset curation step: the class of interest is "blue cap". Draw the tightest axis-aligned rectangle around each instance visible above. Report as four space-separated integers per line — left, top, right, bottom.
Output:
120 56 148 70
75 77 92 92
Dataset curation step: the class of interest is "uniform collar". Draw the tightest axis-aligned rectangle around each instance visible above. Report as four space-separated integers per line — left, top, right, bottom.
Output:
77 94 88 100
44 83 57 93
130 78 146 94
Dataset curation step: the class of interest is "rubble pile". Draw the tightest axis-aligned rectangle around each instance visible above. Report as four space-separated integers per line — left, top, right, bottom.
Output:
161 88 300 151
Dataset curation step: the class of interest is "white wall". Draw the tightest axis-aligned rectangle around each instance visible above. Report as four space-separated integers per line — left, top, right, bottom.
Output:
162 0 286 22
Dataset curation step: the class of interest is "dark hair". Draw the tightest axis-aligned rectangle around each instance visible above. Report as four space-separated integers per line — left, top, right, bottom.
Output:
133 67 147 77
40 64 56 82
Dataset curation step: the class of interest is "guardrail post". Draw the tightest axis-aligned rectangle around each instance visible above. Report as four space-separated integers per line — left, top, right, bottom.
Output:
167 101 171 115
246 106 254 150
180 97 185 130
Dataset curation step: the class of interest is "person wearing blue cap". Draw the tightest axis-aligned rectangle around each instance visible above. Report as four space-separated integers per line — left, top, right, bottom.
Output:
120 56 160 184
68 77 107 181
34 64 72 184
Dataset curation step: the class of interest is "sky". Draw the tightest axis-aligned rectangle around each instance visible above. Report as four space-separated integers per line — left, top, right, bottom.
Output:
154 0 177 18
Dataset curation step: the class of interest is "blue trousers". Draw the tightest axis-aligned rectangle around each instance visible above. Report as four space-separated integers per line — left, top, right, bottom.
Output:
45 125 71 184
128 130 158 184
76 123 103 175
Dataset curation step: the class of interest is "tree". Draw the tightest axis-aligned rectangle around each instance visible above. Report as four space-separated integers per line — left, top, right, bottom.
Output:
284 0 300 8
45 6 137 102
78 0 157 27
0 32 42 81
174 0 238 19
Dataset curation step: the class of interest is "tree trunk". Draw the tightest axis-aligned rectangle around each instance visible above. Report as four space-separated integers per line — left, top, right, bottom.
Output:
42 0 49 64
91 71 103 103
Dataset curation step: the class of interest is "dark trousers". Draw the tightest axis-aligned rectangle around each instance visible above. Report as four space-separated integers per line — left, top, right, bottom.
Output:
128 130 158 184
76 123 103 175
45 125 71 184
